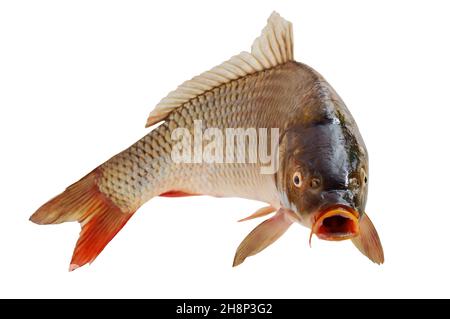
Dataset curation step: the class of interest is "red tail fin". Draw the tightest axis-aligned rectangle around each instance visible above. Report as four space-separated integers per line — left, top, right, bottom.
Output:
30 169 135 271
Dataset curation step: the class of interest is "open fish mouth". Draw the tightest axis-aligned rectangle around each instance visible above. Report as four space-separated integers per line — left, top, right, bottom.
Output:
312 205 359 241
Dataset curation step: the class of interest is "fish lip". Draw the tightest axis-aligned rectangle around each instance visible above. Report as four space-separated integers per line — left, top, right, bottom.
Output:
312 205 360 241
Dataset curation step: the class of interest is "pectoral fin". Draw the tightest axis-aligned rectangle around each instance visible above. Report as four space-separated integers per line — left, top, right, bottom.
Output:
233 209 293 267
351 213 384 264
238 206 276 222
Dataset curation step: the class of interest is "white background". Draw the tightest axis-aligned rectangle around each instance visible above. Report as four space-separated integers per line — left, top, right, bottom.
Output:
1 0 449 298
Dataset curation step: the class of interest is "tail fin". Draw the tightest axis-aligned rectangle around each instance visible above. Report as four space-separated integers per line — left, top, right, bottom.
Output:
30 169 135 271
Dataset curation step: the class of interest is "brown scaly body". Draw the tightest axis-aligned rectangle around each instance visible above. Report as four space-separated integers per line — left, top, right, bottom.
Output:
98 62 311 212
31 12 383 270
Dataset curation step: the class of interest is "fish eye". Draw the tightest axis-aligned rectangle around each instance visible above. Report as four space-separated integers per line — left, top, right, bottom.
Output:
310 178 321 189
293 172 302 187
361 168 368 185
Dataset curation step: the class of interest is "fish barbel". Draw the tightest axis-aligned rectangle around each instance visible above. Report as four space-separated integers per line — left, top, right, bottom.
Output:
31 12 383 270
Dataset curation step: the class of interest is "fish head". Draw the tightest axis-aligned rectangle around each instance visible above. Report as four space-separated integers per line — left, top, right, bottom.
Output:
278 116 368 242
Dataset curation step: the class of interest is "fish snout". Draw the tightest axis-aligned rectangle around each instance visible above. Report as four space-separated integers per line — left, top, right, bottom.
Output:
312 205 359 241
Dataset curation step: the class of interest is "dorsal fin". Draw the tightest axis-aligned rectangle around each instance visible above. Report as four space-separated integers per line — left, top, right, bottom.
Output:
145 12 294 127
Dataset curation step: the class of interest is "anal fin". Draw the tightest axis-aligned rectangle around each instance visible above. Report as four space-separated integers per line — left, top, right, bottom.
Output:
159 190 200 197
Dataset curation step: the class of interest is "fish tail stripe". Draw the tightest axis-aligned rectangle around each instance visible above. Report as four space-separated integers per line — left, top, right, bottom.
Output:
30 169 135 271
